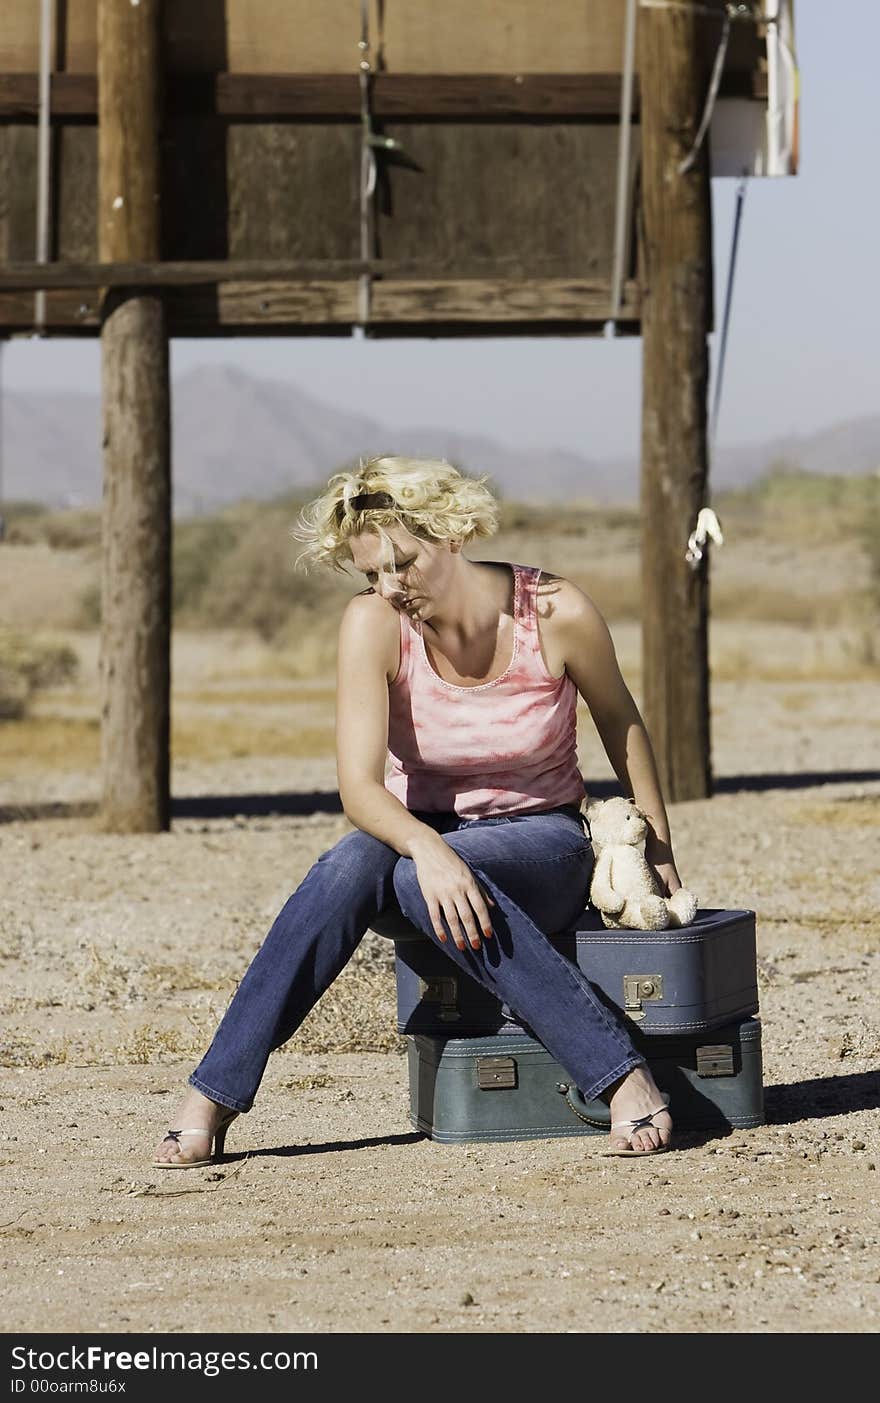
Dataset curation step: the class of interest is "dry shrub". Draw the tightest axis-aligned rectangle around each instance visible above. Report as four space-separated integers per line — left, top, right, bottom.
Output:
285 966 402 1054
0 1033 69 1068
0 629 79 719
111 1025 206 1065
174 509 350 642
716 469 880 546
3 502 101 551
172 514 241 618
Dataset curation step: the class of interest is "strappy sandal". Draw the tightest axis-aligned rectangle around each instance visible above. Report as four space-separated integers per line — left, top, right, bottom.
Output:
153 1109 238 1169
604 1094 672 1157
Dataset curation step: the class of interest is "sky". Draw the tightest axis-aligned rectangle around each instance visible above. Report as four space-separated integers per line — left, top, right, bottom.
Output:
2 2 877 461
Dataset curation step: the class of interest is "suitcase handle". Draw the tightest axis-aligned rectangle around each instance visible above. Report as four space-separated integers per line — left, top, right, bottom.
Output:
557 1082 611 1128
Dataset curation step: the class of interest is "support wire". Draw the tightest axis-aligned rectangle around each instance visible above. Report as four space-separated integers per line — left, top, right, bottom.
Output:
605 0 638 337
35 0 54 336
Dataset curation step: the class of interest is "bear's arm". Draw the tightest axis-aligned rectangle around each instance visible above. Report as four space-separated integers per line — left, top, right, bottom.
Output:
590 848 626 915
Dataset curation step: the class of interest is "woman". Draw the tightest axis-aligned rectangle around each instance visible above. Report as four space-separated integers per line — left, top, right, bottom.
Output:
153 456 687 1164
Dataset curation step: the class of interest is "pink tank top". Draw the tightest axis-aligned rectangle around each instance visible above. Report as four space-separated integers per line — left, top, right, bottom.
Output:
385 563 585 819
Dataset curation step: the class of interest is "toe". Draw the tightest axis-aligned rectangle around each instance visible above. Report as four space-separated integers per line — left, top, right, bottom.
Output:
153 1132 207 1165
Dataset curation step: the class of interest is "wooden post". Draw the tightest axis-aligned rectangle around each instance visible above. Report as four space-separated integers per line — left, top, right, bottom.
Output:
97 0 171 831
638 0 713 801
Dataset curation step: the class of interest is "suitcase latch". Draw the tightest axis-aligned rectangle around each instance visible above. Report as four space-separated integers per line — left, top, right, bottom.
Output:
623 974 664 1020
696 1043 735 1077
476 1056 517 1090
418 975 460 1022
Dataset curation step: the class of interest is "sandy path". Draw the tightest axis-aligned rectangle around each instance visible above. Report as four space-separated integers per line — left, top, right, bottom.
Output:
2 667 879 1333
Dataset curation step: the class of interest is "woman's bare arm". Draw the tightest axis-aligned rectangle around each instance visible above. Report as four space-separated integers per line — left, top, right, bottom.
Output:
335 592 494 947
335 591 427 851
545 579 683 895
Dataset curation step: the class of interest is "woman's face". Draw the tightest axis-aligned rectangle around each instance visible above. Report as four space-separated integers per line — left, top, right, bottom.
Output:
348 524 458 623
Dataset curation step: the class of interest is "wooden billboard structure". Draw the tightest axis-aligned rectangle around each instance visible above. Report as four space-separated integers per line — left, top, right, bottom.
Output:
0 1 771 828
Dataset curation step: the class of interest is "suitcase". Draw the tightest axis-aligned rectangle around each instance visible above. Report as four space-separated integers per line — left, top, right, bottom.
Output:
408 1016 764 1143
389 907 759 1037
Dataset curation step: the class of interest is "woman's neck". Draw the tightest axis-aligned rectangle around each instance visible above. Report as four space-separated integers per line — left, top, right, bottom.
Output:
423 559 511 641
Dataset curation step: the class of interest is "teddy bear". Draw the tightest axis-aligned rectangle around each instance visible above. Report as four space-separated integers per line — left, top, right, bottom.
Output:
585 796 698 931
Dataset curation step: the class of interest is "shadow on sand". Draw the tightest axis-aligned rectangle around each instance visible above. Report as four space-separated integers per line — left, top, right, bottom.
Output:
219 1131 424 1165
2 768 878 827
764 1070 880 1126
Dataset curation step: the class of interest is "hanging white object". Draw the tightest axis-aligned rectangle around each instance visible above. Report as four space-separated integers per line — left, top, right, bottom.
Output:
765 0 799 175
711 0 799 178
685 508 724 567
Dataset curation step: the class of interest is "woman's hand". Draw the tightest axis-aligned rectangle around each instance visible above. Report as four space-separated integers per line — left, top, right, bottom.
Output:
645 831 682 897
408 832 495 950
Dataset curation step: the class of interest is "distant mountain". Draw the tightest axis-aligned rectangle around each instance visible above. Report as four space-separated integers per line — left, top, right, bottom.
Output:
2 365 878 515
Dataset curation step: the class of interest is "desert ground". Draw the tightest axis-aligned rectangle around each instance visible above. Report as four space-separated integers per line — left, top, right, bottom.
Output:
1 486 879 1335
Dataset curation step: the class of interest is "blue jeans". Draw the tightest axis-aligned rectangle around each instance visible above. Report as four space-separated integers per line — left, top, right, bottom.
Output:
189 806 644 1113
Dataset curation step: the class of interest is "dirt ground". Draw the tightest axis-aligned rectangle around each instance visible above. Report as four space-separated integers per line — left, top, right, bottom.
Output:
2 499 880 1336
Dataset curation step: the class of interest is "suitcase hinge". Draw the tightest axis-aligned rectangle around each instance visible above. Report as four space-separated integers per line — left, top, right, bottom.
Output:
696 1043 735 1077
418 975 460 1023
623 974 664 1020
476 1056 518 1090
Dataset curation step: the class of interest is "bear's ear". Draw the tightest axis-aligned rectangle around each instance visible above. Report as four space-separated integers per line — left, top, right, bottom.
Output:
585 799 603 822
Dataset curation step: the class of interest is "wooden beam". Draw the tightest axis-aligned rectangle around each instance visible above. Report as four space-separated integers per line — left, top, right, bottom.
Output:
0 69 768 120
0 277 639 333
638 1 713 802
0 259 630 290
97 0 171 834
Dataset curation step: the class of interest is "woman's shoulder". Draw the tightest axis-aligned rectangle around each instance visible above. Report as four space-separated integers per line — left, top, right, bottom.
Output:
338 589 401 673
533 572 603 627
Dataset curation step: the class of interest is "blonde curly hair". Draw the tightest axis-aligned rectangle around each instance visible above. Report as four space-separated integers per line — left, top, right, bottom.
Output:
294 455 499 573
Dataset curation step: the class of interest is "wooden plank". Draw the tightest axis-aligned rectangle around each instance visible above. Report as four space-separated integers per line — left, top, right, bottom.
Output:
0 115 636 282
0 277 639 333
0 258 628 290
227 124 359 261
0 0 96 74
216 72 628 118
0 0 764 77
0 124 35 261
639 0 713 802
0 69 767 119
0 289 101 326
375 122 627 281
370 278 639 322
0 73 97 116
56 123 96 259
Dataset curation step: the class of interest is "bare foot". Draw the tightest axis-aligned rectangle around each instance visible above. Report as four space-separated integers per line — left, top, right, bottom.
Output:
607 1066 672 1154
152 1087 237 1167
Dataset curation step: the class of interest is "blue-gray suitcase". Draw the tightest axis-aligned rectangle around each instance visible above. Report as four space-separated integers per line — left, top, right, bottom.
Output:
408 1016 764 1143
385 907 758 1037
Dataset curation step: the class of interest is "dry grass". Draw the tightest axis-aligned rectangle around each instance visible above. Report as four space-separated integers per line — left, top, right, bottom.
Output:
0 473 878 775
0 1033 70 1069
0 630 79 719
171 717 335 762
0 716 99 772
177 685 336 708
785 797 880 829
0 707 335 772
